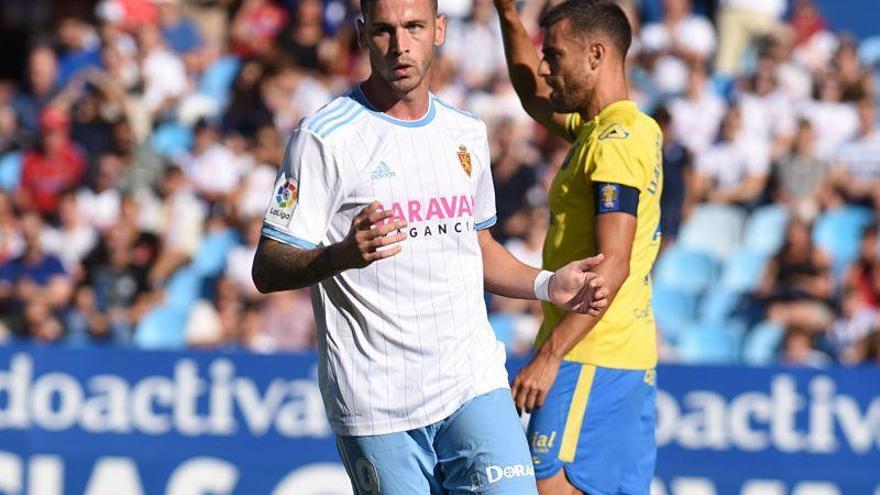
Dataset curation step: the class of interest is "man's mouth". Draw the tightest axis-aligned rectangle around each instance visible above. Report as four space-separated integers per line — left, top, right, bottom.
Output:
391 63 413 77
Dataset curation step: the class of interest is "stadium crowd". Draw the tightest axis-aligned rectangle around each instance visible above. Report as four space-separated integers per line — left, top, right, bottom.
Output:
0 0 879 366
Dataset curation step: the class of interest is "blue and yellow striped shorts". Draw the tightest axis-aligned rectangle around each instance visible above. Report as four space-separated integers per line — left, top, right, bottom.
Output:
526 361 656 495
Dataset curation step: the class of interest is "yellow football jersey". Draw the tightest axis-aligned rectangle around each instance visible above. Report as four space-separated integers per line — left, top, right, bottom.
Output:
536 100 663 369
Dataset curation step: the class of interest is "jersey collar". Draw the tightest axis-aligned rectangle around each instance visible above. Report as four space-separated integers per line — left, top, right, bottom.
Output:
594 100 638 125
351 83 437 128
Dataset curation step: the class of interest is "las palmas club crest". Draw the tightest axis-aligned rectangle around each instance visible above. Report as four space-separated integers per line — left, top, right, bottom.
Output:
457 145 472 177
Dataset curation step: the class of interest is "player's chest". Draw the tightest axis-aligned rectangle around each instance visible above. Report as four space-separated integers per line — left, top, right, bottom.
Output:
345 135 482 208
548 136 597 214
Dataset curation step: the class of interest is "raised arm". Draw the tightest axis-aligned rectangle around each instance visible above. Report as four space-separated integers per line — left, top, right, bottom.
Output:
494 0 571 140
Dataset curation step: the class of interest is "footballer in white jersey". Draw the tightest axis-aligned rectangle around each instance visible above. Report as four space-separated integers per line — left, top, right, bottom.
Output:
252 0 609 492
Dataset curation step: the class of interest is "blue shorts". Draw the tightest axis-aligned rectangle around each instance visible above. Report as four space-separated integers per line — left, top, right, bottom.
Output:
336 388 537 495
527 362 656 495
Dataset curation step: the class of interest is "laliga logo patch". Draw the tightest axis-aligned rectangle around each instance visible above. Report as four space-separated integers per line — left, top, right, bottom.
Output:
266 174 297 226
275 179 298 208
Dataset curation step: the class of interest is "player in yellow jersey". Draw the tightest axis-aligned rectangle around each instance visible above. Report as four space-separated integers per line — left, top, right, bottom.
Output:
493 0 663 494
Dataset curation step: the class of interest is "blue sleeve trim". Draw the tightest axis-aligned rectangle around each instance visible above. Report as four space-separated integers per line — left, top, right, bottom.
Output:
475 215 497 230
594 183 639 216
261 225 318 250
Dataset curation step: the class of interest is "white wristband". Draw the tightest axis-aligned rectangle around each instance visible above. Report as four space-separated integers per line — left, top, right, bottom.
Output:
534 270 554 302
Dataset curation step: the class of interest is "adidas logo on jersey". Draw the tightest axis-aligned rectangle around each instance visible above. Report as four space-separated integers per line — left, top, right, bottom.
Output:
371 161 396 180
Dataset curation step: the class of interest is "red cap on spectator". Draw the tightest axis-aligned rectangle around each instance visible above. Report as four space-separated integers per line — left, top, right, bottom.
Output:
39 107 70 133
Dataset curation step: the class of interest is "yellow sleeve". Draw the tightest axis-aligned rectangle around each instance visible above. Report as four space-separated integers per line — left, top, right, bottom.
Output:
565 113 584 142
587 124 644 190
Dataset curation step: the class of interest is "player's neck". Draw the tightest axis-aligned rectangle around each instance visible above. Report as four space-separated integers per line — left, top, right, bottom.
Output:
580 72 630 122
360 74 432 121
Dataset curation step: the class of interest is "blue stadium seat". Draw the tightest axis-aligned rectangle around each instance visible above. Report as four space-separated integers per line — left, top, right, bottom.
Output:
858 36 880 67
678 205 746 260
133 305 189 349
676 322 742 364
653 246 717 294
719 250 768 293
699 288 743 323
742 321 785 365
192 228 239 278
198 55 241 111
652 284 698 344
812 206 874 279
0 151 22 191
150 122 193 158
743 204 789 256
164 267 203 312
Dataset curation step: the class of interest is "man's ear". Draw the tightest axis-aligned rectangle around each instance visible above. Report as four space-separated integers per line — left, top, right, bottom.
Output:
589 41 605 70
356 17 367 48
434 13 447 47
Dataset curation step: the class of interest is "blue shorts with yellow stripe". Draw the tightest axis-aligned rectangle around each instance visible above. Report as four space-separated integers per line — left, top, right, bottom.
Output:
526 361 656 495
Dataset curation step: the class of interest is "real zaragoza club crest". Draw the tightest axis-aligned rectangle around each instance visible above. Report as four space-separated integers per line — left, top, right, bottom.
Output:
457 145 472 177
275 179 298 208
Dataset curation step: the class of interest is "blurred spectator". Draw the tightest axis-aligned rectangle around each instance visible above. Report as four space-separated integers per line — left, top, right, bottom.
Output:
147 166 206 287
256 290 316 352
230 0 287 58
233 125 282 219
11 45 61 133
828 288 878 361
0 192 23 264
771 119 828 221
277 0 337 74
56 17 103 87
738 59 796 159
112 119 166 193
798 73 858 159
225 216 262 297
490 119 537 239
755 220 833 334
639 0 716 96
16 107 87 217
157 0 204 56
694 105 769 208
715 0 785 76
654 105 694 244
222 59 274 138
179 119 241 201
444 0 505 91
42 189 98 276
828 98 880 207
846 224 880 309
0 211 73 320
78 152 124 230
137 23 188 119
668 62 726 154
504 206 548 269
781 326 831 367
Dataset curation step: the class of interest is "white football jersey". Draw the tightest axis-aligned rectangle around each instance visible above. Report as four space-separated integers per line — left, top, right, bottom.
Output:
261 85 509 436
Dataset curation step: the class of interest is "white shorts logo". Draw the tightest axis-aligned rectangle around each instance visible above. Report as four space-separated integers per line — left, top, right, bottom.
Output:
485 463 535 484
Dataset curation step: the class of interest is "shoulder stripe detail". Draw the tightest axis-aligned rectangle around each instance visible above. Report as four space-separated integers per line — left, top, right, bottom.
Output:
302 97 347 128
432 97 480 121
320 107 366 138
315 100 360 135
304 99 351 132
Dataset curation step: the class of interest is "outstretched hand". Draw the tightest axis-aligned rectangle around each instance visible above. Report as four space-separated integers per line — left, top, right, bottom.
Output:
547 254 609 316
